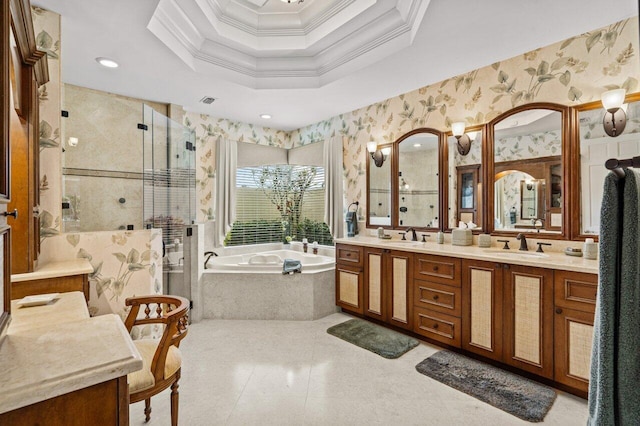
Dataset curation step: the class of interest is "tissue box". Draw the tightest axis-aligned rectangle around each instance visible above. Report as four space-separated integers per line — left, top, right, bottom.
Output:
452 229 473 246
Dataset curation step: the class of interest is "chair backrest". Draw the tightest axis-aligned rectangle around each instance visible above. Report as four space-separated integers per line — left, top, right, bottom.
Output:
124 295 189 383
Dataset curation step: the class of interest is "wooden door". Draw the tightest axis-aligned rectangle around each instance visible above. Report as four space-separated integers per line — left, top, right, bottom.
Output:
0 0 13 343
554 307 594 394
503 265 554 379
364 247 386 321
387 250 412 330
461 259 503 361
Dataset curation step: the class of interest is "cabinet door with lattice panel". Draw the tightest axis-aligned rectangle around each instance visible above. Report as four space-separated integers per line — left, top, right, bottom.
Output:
461 259 504 362
503 265 554 379
335 264 363 314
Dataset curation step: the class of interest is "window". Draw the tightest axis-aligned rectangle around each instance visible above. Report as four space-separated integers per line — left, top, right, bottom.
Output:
227 165 333 246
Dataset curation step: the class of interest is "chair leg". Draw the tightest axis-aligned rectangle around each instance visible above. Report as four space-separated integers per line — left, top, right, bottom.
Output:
171 379 180 426
144 398 152 423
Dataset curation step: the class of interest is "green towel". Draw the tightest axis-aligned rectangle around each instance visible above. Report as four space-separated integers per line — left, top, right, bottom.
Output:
588 169 640 425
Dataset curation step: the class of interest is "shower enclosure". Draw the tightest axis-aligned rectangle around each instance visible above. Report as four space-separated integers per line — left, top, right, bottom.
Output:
142 105 196 294
61 86 195 293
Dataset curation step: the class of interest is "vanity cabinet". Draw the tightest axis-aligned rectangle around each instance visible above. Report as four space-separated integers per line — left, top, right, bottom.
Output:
412 254 462 346
335 244 364 314
553 270 597 394
461 259 554 379
364 248 413 330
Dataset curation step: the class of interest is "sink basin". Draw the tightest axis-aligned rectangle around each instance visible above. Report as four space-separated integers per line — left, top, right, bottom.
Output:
483 249 549 259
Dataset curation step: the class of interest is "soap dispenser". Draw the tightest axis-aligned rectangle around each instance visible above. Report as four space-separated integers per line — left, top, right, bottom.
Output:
583 238 598 260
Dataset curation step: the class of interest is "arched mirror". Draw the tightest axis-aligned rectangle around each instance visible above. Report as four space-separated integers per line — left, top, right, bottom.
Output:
396 129 441 229
367 143 392 227
490 105 568 236
576 95 640 238
447 127 483 230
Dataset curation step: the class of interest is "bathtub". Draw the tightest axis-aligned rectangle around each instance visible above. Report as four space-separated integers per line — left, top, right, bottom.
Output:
200 245 337 321
206 249 335 273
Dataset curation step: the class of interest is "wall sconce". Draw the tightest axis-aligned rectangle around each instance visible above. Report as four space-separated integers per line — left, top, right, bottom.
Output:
525 179 534 191
452 122 475 155
601 89 626 137
400 177 409 190
367 142 391 167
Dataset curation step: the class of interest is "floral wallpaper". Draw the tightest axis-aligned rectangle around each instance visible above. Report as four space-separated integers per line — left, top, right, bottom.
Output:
184 18 639 230
32 7 62 242
286 17 640 220
183 113 291 222
495 131 562 162
37 230 162 319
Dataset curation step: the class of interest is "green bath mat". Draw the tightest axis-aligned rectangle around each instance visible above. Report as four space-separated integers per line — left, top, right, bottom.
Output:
416 350 557 422
327 318 419 359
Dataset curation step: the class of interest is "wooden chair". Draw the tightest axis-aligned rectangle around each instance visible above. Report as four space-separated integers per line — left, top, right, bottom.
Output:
124 295 189 426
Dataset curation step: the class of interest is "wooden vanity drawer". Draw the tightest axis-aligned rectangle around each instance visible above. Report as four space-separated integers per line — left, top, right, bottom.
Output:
414 255 461 286
336 244 363 267
554 270 598 313
413 306 461 347
414 280 461 316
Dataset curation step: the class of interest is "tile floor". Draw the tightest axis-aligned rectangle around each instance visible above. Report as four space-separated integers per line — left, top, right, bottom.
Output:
130 312 588 425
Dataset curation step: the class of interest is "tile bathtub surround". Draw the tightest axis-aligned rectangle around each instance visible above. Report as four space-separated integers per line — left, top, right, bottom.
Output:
129 313 589 425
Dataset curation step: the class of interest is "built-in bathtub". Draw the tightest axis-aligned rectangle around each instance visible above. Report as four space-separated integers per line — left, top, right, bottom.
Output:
201 246 337 321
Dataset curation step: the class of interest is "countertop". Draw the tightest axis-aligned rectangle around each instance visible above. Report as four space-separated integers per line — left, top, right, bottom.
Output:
0 292 142 414
335 236 599 274
11 259 93 283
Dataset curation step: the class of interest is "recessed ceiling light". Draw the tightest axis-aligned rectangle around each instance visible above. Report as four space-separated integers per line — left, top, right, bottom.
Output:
260 114 272 119
95 57 119 68
413 143 421 148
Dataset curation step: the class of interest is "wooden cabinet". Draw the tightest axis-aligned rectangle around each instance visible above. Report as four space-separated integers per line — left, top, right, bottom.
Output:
462 260 554 379
0 377 129 426
364 248 413 330
12 273 90 301
335 244 364 314
553 271 597 394
412 254 462 346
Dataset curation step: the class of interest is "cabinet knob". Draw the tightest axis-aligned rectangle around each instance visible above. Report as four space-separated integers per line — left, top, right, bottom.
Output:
556 308 563 314
433 266 439 272
433 295 439 300
432 323 439 329
2 209 17 219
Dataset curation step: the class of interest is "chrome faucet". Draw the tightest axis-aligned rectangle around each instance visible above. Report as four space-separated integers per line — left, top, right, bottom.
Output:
405 228 418 241
516 233 528 251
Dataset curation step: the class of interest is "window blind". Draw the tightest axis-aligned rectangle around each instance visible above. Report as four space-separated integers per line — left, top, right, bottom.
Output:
228 165 333 246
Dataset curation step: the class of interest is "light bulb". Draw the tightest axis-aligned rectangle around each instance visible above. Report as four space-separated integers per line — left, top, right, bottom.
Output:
367 141 378 153
451 122 466 137
381 147 391 156
601 89 626 111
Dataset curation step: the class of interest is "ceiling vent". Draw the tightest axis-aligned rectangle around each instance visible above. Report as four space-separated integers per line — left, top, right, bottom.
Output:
199 96 216 104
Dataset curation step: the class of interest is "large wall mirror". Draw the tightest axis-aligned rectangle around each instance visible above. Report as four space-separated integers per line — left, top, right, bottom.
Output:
397 130 441 229
366 129 443 230
490 104 568 236
367 143 392 227
576 96 640 238
447 128 483 230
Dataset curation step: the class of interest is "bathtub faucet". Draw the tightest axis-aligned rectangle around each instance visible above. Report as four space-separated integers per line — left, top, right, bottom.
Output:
204 251 218 269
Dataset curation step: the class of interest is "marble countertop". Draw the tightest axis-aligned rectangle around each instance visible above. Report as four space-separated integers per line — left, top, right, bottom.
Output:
0 293 142 414
335 236 599 274
11 259 93 283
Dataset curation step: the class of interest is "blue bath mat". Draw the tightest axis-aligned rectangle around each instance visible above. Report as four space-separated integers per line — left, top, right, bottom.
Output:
327 319 419 359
